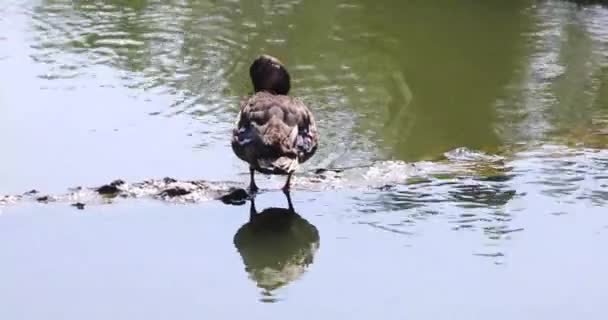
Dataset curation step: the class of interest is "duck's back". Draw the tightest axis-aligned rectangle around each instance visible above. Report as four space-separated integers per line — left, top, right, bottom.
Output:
232 92 318 173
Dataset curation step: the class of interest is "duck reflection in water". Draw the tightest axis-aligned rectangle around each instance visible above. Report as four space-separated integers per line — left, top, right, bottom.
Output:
233 191 320 302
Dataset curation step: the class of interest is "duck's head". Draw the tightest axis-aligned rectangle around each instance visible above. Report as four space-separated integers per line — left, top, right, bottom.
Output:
249 54 290 95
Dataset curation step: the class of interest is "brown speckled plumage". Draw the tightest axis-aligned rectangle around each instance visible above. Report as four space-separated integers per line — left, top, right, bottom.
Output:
231 55 319 192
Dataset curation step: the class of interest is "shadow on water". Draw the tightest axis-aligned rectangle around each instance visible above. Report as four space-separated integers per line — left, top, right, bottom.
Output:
233 192 320 303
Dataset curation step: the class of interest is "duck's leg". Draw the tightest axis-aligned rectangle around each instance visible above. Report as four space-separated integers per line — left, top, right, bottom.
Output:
249 167 259 194
282 172 293 193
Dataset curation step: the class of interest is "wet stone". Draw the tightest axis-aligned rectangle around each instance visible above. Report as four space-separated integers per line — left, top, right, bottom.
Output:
377 184 396 191
97 184 121 195
0 152 524 207
95 179 126 195
110 179 125 187
159 187 191 198
163 177 178 184
219 188 249 205
36 195 51 203
71 202 85 210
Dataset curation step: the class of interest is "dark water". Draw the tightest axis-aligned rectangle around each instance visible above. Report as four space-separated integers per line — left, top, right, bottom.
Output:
1 0 608 318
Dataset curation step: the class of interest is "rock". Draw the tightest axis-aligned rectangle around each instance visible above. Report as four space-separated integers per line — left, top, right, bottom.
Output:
97 179 125 195
163 177 178 184
159 187 191 197
377 184 395 191
110 179 125 187
36 195 50 203
71 202 85 210
219 188 249 205
97 184 120 195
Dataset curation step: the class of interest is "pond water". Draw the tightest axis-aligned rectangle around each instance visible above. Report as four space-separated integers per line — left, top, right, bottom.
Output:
1 0 608 318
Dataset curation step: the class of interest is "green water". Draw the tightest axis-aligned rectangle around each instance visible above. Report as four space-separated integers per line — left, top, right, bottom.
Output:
1 0 608 318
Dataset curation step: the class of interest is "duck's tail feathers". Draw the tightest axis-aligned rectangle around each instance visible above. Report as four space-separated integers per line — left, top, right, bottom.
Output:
257 156 299 174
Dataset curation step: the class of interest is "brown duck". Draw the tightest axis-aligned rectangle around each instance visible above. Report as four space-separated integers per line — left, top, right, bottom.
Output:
231 55 319 193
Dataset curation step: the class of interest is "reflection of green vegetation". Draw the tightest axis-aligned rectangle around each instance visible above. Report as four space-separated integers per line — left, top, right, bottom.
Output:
551 123 608 148
370 0 530 161
32 0 608 162
500 2 608 149
548 19 604 137
217 0 535 162
223 0 531 162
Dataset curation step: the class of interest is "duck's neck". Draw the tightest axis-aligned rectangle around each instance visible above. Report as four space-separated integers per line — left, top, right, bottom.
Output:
255 89 284 95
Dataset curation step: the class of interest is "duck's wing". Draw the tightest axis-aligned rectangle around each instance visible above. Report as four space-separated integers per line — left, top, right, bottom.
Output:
232 92 319 172
232 93 297 173
291 98 319 163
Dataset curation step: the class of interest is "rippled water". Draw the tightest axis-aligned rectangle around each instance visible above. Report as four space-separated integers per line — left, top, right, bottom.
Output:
1 0 608 318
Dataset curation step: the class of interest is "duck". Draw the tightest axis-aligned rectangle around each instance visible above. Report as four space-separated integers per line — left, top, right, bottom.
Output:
231 54 319 194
